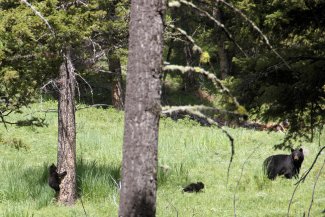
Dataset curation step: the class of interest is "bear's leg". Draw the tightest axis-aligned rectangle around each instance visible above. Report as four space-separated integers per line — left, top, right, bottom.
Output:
267 170 277 180
284 172 293 179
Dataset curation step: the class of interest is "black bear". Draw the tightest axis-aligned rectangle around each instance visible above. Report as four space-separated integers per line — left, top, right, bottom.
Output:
183 182 204 193
263 148 304 180
48 164 67 192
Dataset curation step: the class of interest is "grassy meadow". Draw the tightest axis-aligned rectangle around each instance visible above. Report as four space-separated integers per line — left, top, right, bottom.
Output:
0 101 324 217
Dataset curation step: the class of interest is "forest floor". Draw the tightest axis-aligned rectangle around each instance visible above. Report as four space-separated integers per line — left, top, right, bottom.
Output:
0 101 324 217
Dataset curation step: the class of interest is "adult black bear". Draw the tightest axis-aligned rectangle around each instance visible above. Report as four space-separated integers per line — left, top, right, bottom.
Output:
263 148 304 180
183 182 204 193
48 164 67 192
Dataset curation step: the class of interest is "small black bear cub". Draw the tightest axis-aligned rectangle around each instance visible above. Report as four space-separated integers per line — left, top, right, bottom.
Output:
263 148 304 180
48 164 67 192
183 182 204 193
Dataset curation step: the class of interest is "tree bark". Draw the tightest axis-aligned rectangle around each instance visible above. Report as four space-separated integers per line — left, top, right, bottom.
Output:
213 4 231 79
118 0 165 216
109 55 124 110
57 48 77 205
182 45 198 91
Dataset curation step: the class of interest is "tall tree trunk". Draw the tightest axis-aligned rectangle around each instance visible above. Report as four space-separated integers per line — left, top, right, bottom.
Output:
109 55 124 110
213 4 231 80
57 48 77 205
118 0 165 216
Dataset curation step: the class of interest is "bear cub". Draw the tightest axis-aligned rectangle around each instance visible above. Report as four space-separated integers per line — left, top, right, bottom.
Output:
48 164 67 192
263 148 304 180
183 182 204 193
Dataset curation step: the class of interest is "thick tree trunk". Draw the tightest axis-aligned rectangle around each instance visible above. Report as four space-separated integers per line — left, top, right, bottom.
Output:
109 55 124 110
213 5 231 80
57 48 77 205
118 0 164 216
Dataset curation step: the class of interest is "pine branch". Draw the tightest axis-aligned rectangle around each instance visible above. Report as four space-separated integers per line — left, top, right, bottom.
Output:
217 0 291 69
168 0 248 57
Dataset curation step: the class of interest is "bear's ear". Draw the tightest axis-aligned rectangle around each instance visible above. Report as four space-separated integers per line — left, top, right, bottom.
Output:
291 148 295 152
299 148 303 152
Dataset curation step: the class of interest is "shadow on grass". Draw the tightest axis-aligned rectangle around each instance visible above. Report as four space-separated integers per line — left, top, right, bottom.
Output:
3 160 121 204
3 159 189 209
76 159 121 199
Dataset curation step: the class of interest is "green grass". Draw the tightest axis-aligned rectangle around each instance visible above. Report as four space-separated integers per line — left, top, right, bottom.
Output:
0 101 324 216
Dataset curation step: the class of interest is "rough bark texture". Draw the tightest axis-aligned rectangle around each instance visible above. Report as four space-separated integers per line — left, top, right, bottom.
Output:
118 0 165 216
57 48 77 205
213 5 231 79
109 55 124 110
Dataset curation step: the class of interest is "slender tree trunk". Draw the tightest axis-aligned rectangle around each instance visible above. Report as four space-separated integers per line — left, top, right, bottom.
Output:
109 55 124 110
213 4 231 79
118 0 165 216
57 48 77 205
182 45 198 91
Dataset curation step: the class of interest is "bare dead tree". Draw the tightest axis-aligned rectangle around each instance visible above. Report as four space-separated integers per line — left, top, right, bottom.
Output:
57 47 77 205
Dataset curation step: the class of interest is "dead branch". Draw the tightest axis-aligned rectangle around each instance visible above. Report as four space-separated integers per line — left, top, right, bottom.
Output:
83 38 108 67
163 65 243 110
168 0 247 57
233 145 259 217
0 109 15 129
0 115 47 128
217 0 290 69
287 181 301 217
20 0 55 36
75 73 94 104
296 146 325 185
307 159 325 217
40 79 59 93
167 24 203 54
162 105 244 117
